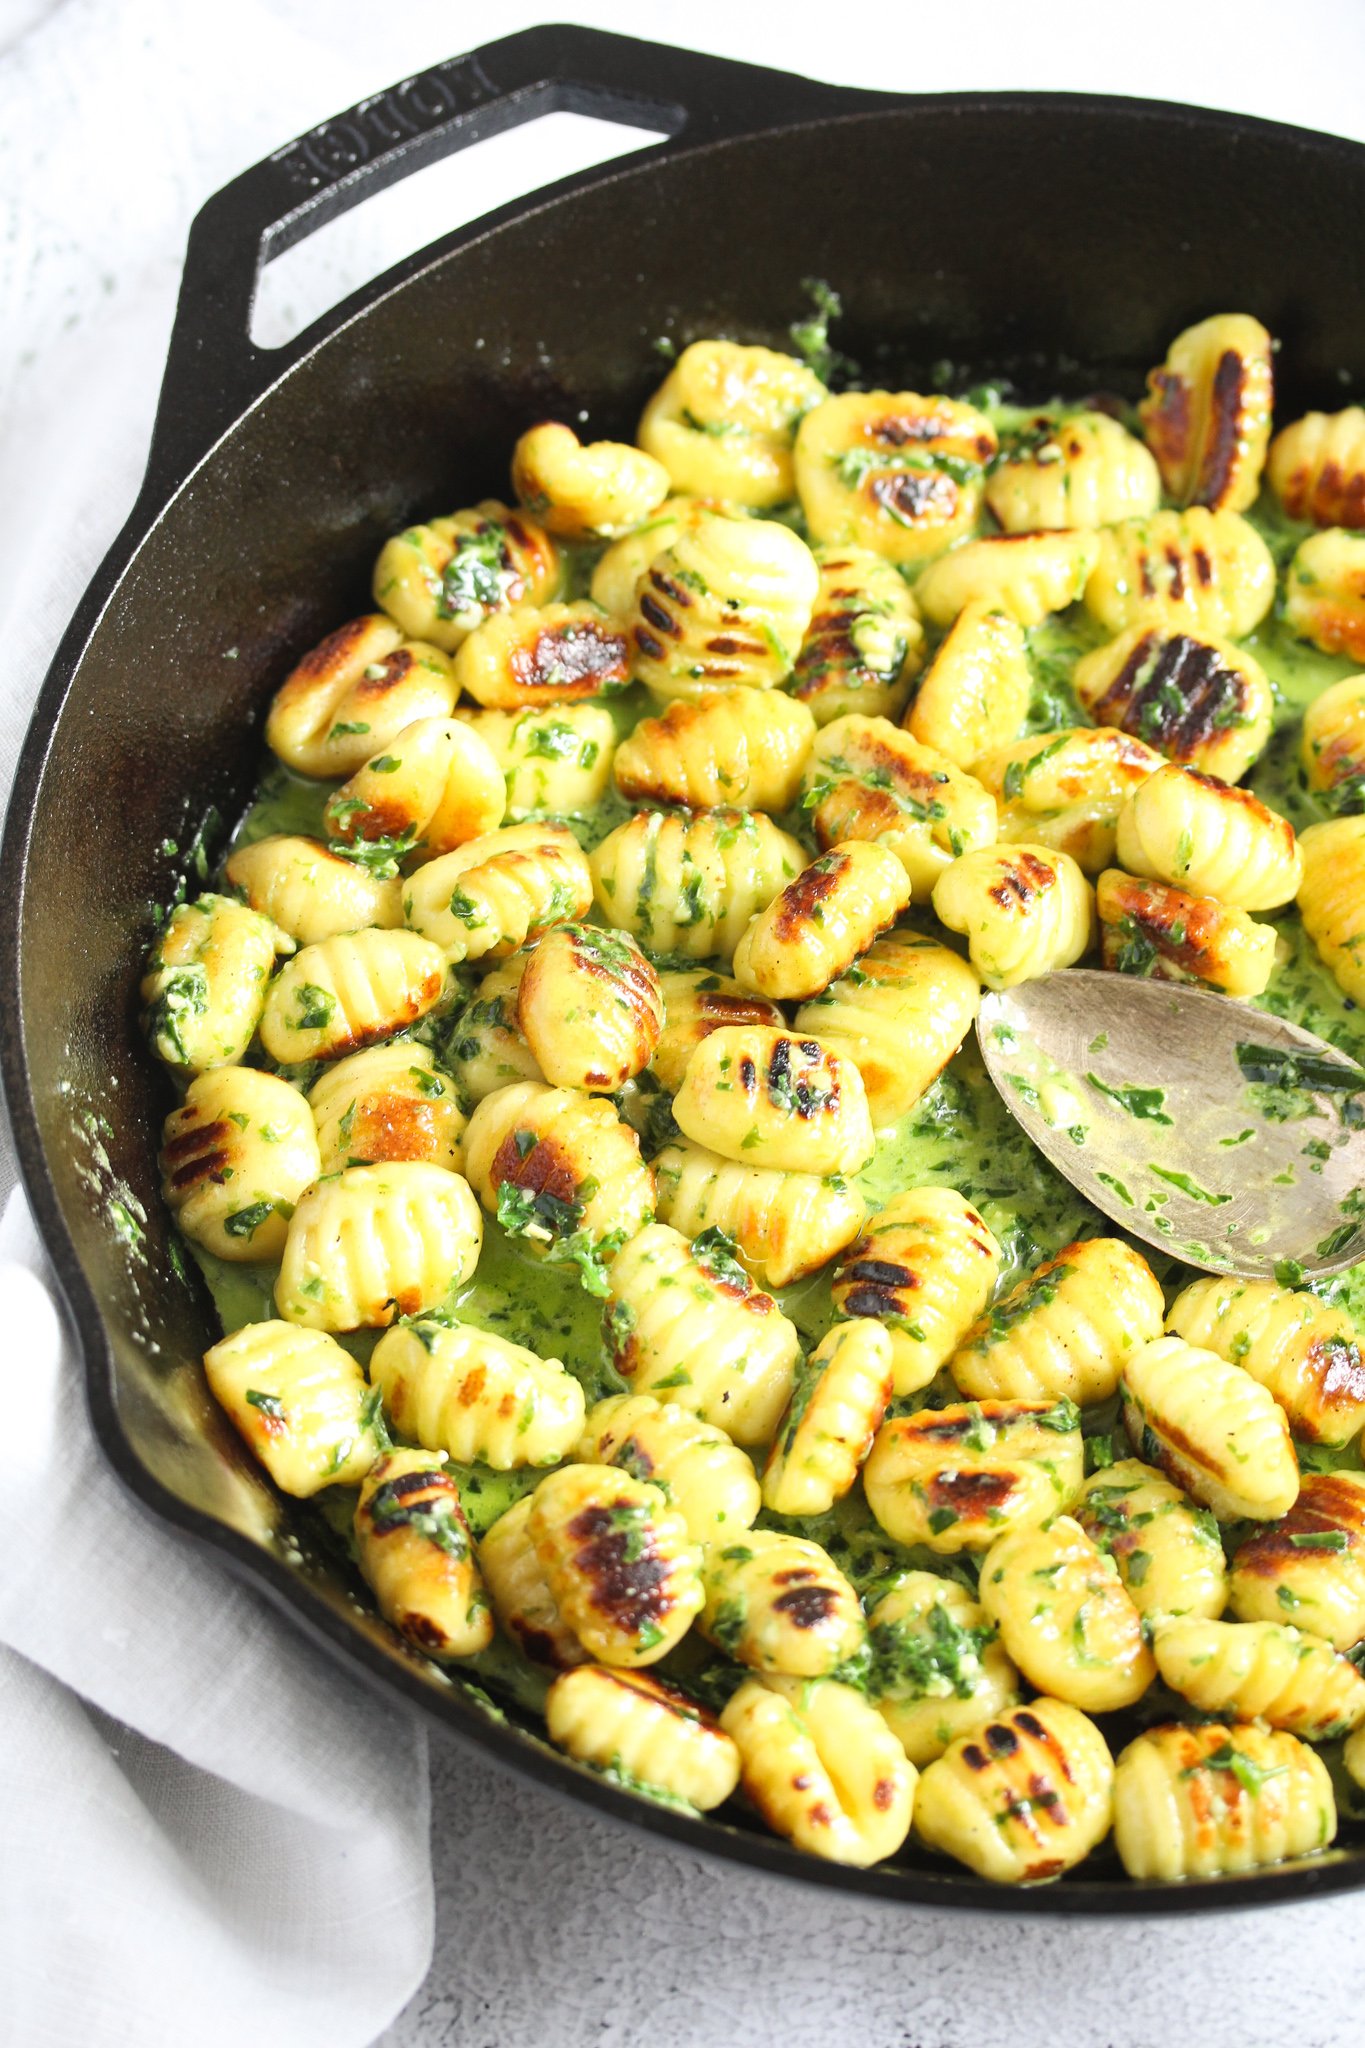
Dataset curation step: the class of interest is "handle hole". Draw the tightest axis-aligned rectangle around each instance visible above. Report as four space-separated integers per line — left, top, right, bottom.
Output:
250 109 668 350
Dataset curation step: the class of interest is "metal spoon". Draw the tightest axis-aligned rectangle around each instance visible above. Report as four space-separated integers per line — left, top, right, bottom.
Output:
977 969 1365 1281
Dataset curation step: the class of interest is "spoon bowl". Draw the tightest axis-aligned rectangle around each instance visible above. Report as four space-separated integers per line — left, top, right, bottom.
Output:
977 970 1365 1281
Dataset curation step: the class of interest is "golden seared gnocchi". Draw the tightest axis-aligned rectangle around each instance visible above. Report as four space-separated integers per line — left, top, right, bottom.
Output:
372 499 561 652
528 1462 703 1667
790 544 925 725
931 843 1096 990
762 1320 894 1518
259 928 447 1065
637 339 826 507
1301 673 1365 812
462 1080 656 1276
273 1161 483 1331
142 893 289 1072
354 1449 492 1661
1074 1460 1227 1621
453 601 630 711
511 421 670 539
866 1571 1019 1767
628 510 819 701
975 727 1163 873
457 704 617 822
1115 762 1302 911
652 1140 866 1289
793 933 981 1128
985 410 1160 531
1073 624 1274 785
591 807 805 964
731 843 911 1002
1166 1274 1365 1448
1151 1616 1365 1741
801 716 997 897
1112 1723 1334 1881
369 1315 583 1469
202 1320 382 1495
1269 406 1365 528
794 389 996 563
477 1494 586 1671
978 1513 1156 1712
1298 814 1365 1002
603 1222 799 1445
516 924 662 1092
612 688 815 813
913 1698 1114 1883
441 955 543 1102
915 530 1101 630
1084 508 1276 639
1227 1472 1365 1649
832 1187 1002 1396
1138 313 1274 511
649 971 784 1095
1096 869 1277 996
306 1041 465 1176
722 1675 916 1867
264 615 459 778
672 1025 875 1176
950 1237 1165 1408
862 1398 1084 1554
903 601 1032 773
225 835 401 944
588 496 709 616
1121 1335 1299 1524
546 1665 740 1810
324 717 506 856
160 1068 320 1262
700 1529 865 1677
401 820 593 962
1285 527 1365 661
577 1392 761 1544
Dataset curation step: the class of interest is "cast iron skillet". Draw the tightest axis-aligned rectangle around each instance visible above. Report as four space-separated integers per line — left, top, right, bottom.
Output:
5 23 1365 1912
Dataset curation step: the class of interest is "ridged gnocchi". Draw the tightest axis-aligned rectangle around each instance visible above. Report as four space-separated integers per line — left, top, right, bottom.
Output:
453 600 629 710
354 1449 492 1660
1300 673 1365 811
1138 313 1274 511
862 1398 1084 1554
259 929 447 1065
649 971 784 1095
978 1513 1156 1712
264 615 459 777
761 1320 894 1517
637 340 826 508
372 499 561 653
369 1314 584 1468
1228 1472 1365 1649
591 807 805 964
722 1675 916 1867
273 1159 482 1330
1096 869 1277 996
866 1571 1019 1767
1121 1335 1300 1523
975 727 1163 874
545 1665 739 1810
793 390 996 564
831 1186 1002 1395
1073 624 1274 785
324 716 506 856
1151 1616 1365 1740
903 601 1032 772
985 411 1160 531
1269 406 1365 528
1166 1274 1365 1448
628 510 819 702
700 1529 866 1677
603 1221 799 1445
1115 763 1302 911
588 496 709 617
931 843 1096 990
915 530 1100 630
801 715 998 897
576 1392 761 1544
653 1140 865 1288
161 1068 320 1262
462 1081 656 1276
1084 509 1276 640
672 1025 875 1176
306 1041 465 1176
793 933 981 1128
913 1698 1114 1883
457 704 617 822
441 955 543 1102
477 1494 586 1671
731 843 911 1002
1074 1459 1227 1621
790 544 925 725
527 1463 703 1667
516 924 663 1092
142 894 288 1072
202 1320 382 1494
511 421 670 539
1285 528 1365 661
225 835 401 944
1112 1722 1334 1881
612 688 815 813
1297 814 1365 1002
950 1237 1165 1407
402 821 593 962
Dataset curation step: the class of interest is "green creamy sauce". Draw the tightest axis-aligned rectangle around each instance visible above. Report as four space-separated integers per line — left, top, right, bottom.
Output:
196 438 1365 1723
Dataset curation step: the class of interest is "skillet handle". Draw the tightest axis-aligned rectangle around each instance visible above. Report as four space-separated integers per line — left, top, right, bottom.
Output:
145 24 881 498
